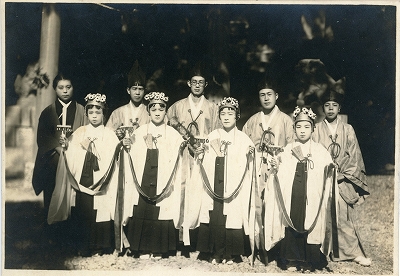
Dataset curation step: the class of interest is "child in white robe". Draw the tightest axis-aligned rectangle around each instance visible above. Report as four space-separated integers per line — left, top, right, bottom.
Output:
122 92 184 259
186 97 255 264
54 93 120 256
267 106 336 271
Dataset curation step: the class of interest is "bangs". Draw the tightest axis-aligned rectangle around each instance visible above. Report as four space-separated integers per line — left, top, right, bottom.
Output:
86 104 102 110
149 103 166 109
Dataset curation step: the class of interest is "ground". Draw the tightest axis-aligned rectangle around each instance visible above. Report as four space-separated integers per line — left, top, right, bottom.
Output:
2 175 396 275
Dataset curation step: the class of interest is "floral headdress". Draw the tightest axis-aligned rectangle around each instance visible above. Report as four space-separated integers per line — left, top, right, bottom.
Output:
84 93 106 109
84 93 106 103
293 106 316 124
217 97 240 120
217 97 239 110
144 92 169 103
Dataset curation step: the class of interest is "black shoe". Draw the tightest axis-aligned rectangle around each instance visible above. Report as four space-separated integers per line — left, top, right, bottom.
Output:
233 255 243 263
197 252 210 261
301 262 315 272
181 246 190 258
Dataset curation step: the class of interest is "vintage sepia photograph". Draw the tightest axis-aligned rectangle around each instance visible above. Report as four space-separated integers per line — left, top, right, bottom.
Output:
2 1 397 275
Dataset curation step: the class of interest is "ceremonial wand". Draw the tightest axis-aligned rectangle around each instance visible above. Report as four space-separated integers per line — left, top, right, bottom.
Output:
169 116 209 151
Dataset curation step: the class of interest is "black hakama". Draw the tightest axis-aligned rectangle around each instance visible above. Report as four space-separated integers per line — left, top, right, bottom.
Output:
70 144 114 256
125 149 177 255
279 162 327 269
197 156 245 262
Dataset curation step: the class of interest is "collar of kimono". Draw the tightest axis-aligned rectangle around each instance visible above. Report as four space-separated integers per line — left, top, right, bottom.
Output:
324 117 339 136
145 122 166 148
86 123 105 138
188 93 205 119
58 98 72 108
128 102 144 127
260 105 278 132
58 99 72 125
129 101 143 114
218 126 236 144
293 140 314 170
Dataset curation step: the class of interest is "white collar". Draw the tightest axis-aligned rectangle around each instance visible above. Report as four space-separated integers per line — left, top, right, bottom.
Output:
58 99 72 107
85 124 105 139
188 94 205 119
148 121 166 137
324 117 339 135
129 101 143 110
218 126 237 144
293 139 312 157
260 105 278 131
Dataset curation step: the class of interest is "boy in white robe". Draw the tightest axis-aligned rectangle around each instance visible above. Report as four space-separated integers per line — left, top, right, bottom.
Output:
106 60 150 137
167 67 222 256
242 79 294 263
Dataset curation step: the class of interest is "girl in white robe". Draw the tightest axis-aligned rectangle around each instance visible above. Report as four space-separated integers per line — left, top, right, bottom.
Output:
55 93 120 256
187 97 255 264
267 106 336 271
123 92 183 259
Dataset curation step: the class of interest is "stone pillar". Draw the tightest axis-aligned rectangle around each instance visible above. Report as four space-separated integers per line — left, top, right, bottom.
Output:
30 4 60 185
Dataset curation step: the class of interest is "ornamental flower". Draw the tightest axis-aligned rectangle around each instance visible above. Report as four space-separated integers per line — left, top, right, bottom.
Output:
218 97 239 109
307 109 316 119
293 106 301 117
144 92 169 102
85 93 106 102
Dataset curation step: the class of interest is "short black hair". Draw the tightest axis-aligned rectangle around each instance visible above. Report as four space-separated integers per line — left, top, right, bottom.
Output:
53 73 73 90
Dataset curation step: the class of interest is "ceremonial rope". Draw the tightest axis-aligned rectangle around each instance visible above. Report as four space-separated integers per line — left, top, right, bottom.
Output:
273 163 334 234
126 144 183 202
61 141 122 195
199 151 252 201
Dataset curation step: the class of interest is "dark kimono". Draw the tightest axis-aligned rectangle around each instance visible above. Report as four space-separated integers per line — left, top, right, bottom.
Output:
32 100 85 214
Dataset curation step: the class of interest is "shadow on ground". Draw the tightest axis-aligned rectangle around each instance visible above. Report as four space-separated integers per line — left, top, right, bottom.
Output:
5 201 77 270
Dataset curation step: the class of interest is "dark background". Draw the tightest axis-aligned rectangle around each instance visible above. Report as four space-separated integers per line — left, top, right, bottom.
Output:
5 3 396 174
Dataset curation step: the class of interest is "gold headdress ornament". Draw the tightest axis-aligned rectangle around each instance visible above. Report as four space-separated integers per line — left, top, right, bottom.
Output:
144 92 169 104
293 106 316 124
84 93 106 108
217 97 240 120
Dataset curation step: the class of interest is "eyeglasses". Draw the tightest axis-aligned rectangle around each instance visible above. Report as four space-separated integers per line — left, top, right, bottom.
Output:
190 80 206 87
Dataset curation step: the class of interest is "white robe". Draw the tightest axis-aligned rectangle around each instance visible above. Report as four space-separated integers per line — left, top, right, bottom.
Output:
123 122 183 227
264 140 337 251
106 102 150 131
183 127 254 244
65 124 120 222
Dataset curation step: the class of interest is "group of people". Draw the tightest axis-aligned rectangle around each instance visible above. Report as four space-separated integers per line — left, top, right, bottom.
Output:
32 60 371 272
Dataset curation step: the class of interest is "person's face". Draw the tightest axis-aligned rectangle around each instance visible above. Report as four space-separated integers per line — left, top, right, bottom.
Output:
219 107 236 131
127 85 145 104
323 101 340 122
295 121 313 143
55 80 73 103
259 89 278 111
148 103 166 126
187 76 207 97
87 105 103 127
